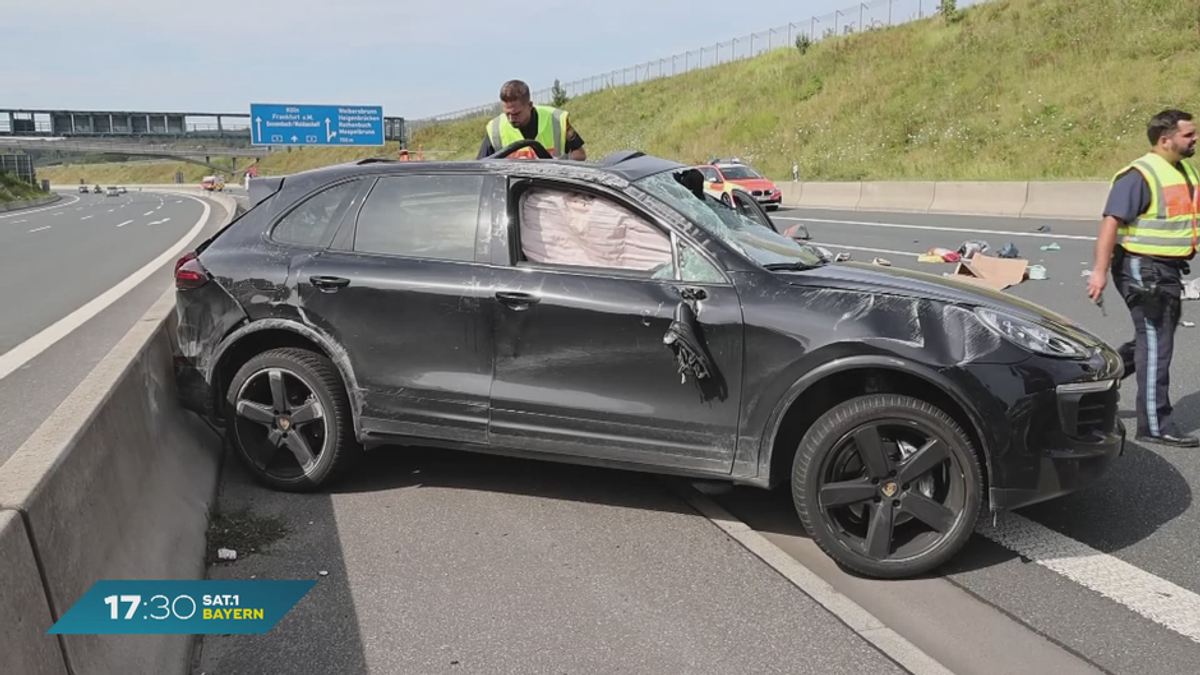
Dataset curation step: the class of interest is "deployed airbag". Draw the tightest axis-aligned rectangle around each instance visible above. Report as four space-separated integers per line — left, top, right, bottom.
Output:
520 188 672 270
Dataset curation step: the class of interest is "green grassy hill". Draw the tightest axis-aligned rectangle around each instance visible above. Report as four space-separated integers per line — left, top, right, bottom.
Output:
412 0 1198 181
0 171 44 203
36 0 1200 184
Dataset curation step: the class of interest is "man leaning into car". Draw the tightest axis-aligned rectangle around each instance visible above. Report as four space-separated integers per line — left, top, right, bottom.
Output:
477 79 586 161
1087 109 1200 448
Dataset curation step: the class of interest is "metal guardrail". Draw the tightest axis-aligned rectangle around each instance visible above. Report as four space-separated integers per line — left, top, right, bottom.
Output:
0 138 267 158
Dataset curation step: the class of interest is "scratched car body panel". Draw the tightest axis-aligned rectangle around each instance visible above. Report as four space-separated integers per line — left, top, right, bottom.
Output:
172 143 1125 578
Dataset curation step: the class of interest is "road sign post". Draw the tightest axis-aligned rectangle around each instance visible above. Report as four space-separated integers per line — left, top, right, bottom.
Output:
249 103 385 147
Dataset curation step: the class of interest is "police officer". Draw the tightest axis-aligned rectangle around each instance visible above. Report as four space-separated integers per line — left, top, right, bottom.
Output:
476 80 586 161
1087 109 1200 447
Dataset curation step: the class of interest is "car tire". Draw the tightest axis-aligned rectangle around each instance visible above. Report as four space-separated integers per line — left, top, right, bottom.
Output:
792 393 983 579
224 347 360 493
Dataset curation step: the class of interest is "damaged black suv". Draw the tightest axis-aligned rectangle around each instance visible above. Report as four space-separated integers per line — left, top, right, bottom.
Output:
173 141 1125 579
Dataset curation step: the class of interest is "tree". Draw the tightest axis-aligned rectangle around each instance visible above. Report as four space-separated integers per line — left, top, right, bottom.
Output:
551 79 570 107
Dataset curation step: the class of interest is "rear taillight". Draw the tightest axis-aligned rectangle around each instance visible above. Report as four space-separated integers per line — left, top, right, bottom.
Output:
175 252 209 290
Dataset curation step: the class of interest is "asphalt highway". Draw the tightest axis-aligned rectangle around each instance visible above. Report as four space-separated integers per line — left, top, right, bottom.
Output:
0 189 229 465
15 189 1193 672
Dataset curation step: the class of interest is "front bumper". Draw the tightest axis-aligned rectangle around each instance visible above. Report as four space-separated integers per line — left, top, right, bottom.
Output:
988 373 1126 511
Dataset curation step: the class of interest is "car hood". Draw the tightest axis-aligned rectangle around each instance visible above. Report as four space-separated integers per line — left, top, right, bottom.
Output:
781 261 1098 339
729 178 777 191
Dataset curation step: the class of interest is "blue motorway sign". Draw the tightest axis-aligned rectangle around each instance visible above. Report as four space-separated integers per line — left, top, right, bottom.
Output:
249 103 385 147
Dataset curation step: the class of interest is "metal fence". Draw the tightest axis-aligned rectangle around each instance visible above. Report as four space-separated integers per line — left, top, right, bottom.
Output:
407 0 985 131
0 153 36 184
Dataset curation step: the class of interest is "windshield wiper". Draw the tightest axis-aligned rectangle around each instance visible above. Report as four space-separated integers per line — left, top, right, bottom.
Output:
763 261 823 272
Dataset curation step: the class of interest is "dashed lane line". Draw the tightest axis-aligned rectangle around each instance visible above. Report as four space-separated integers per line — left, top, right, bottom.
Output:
0 194 211 382
977 512 1200 645
775 215 1095 242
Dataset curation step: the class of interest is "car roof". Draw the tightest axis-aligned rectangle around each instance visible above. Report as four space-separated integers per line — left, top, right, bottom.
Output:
277 150 690 187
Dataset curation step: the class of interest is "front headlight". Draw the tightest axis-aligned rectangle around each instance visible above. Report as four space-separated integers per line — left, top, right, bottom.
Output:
975 308 1090 359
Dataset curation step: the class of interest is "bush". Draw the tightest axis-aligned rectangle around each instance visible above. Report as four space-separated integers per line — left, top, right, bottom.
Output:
795 33 813 54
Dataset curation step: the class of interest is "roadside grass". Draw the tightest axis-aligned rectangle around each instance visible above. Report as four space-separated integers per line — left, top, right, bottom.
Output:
34 0 1200 184
0 170 44 202
410 0 1200 181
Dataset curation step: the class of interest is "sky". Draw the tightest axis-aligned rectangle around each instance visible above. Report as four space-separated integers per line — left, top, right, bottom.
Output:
2 0 944 121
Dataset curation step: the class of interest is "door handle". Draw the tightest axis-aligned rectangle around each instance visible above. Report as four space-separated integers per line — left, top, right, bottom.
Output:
495 291 540 310
310 275 350 291
675 286 708 301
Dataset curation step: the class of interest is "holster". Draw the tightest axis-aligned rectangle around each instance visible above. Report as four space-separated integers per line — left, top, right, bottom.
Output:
1126 257 1172 322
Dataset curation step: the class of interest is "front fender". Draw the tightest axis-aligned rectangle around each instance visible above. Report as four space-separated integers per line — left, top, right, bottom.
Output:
755 352 994 490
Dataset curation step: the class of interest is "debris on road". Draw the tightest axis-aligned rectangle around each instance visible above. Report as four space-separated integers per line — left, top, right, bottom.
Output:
1184 279 1200 300
1027 264 1048 280
999 242 1021 258
922 247 961 263
1183 320 1196 328
319 570 329 577
217 548 237 561
959 240 990 259
872 257 892 266
946 253 1029 291
835 252 852 262
1040 242 1061 251
1036 224 1052 232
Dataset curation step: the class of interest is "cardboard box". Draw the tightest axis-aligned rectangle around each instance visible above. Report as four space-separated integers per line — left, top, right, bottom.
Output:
946 253 1028 291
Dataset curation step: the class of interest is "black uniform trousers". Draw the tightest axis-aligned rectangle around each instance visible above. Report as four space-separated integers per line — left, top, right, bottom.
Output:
1111 246 1186 438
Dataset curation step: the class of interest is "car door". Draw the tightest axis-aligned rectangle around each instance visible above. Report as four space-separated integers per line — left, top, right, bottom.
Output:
486 177 745 474
291 171 496 446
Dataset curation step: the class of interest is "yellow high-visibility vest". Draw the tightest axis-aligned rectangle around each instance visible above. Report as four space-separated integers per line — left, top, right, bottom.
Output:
1114 152 1200 258
485 105 569 159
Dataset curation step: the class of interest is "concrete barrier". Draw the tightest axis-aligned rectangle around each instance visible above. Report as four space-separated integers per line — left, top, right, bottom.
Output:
797 182 862 210
0 262 228 669
1021 181 1109 220
777 182 803 207
1 193 61 212
858 181 936 213
0 511 67 675
928 181 1029 217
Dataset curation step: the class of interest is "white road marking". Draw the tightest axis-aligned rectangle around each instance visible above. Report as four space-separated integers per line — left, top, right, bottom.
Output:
116 220 134 228
147 218 172 226
28 226 51 233
143 211 154 216
978 512 1200 644
107 209 114 213
0 194 211 382
670 482 954 675
0 193 80 219
775 215 1095 242
12 219 26 224
811 241 923 258
80 215 93 220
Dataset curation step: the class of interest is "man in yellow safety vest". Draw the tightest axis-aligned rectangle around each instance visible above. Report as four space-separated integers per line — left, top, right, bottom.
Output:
476 79 586 161
1088 109 1200 447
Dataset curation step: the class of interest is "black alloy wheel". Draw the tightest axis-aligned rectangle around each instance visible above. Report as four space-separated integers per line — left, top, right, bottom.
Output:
792 394 983 579
225 348 359 492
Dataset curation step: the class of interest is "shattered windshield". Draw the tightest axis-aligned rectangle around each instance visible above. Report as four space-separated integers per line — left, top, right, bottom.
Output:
634 170 825 269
